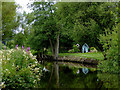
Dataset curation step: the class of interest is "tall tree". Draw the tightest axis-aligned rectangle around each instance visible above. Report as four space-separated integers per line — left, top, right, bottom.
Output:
97 2 120 73
2 2 19 42
55 2 117 51
13 11 31 47
28 2 60 59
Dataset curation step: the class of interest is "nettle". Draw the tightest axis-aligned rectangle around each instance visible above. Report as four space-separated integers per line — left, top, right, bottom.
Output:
1 48 43 88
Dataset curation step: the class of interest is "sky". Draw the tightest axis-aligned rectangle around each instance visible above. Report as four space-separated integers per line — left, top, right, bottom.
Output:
14 0 57 33
14 0 33 33
15 0 33 14
14 0 57 14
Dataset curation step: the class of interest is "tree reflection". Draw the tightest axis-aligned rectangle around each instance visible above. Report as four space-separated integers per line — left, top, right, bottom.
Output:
47 61 59 88
59 66 99 88
54 62 59 88
41 61 118 88
82 68 89 74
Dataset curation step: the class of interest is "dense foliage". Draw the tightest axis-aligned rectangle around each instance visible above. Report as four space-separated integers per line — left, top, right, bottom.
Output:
68 44 80 53
97 72 118 88
2 2 19 42
98 24 119 73
55 2 117 50
1 48 42 88
1 2 119 88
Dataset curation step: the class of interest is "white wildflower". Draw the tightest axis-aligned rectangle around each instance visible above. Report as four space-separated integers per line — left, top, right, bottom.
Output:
33 80 36 83
35 61 38 64
1 82 5 87
31 64 35 68
2 55 5 58
7 58 10 61
0 51 3 54
38 78 40 81
34 68 39 73
5 69 8 71
12 63 15 66
0 59 2 61
30 53 33 57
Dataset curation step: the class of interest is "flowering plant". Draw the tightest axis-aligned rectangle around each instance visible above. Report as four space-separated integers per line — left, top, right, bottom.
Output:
0 48 42 88
15 44 18 49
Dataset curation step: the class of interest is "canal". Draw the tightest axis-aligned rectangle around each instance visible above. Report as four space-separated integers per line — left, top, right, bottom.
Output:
39 61 118 88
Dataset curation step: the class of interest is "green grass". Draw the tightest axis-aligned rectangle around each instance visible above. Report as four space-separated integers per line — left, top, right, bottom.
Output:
59 52 104 60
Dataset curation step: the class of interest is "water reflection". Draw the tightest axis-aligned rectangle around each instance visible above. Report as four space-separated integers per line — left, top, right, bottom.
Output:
97 72 118 88
40 61 118 88
46 62 59 88
76 69 80 74
82 68 89 74
43 67 49 72
54 62 59 88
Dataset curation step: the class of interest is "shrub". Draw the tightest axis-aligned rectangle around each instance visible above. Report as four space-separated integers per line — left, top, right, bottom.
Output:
68 49 74 53
1 48 42 88
90 47 95 50
73 45 80 52
6 40 15 49
98 24 119 73
31 49 38 55
68 45 80 53
90 47 97 52
97 72 119 88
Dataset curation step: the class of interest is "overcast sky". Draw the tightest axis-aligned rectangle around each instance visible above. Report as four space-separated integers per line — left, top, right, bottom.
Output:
15 0 33 14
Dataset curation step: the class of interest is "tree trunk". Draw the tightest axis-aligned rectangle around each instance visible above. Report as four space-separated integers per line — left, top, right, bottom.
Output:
47 64 54 88
49 38 55 57
54 34 59 60
49 34 59 60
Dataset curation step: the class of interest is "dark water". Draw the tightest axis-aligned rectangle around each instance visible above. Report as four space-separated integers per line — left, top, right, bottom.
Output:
40 61 118 88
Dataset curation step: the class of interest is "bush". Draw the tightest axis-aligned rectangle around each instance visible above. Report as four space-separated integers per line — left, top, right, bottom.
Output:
73 45 80 52
68 45 80 53
98 24 119 73
90 47 97 52
97 72 119 88
1 48 42 88
68 49 74 53
31 49 38 55
6 40 15 49
0 43 9 50
90 47 95 50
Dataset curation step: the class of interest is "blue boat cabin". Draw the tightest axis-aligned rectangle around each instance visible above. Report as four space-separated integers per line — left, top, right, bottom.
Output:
82 43 89 53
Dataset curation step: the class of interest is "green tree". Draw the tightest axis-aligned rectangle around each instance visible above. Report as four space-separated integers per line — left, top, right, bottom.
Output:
98 24 119 73
27 2 63 59
2 2 19 42
97 2 120 73
14 11 31 47
56 2 117 51
14 32 25 46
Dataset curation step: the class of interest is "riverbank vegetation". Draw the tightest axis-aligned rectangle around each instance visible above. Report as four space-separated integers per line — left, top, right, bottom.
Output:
0 1 120 88
59 52 104 60
0 48 42 88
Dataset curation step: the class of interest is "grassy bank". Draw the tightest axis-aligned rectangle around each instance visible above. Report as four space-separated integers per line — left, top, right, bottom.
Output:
59 52 104 60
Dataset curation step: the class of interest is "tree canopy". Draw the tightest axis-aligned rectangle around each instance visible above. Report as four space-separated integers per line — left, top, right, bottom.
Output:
2 2 19 42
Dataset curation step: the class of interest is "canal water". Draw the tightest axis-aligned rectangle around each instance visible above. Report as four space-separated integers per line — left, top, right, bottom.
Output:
39 61 118 88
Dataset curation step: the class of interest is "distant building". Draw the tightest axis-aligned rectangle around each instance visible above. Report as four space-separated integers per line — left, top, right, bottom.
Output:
82 43 89 53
